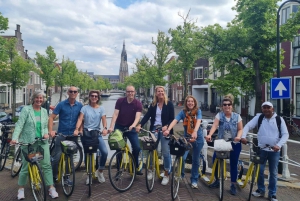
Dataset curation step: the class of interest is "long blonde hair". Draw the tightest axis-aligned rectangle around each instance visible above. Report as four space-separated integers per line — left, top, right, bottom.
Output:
152 86 168 106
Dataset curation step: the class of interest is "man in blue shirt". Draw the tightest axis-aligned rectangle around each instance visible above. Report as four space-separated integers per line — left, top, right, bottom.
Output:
48 86 83 181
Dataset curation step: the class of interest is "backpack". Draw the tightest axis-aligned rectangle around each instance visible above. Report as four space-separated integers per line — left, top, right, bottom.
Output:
257 114 282 138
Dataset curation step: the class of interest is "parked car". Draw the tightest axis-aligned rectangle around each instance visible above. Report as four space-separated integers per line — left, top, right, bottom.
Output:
15 105 25 117
0 111 7 118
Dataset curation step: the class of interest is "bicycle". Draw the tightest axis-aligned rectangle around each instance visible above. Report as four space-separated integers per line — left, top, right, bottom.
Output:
198 150 209 182
139 127 163 192
169 135 192 200
0 122 14 171
18 138 48 201
50 134 78 197
11 144 22 177
49 133 83 171
283 116 300 137
85 142 98 197
108 128 136 192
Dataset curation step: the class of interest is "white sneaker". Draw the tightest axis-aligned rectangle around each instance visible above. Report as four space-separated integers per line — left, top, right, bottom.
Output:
147 170 153 180
86 175 92 185
161 176 169 185
48 187 59 199
96 171 105 183
17 188 25 200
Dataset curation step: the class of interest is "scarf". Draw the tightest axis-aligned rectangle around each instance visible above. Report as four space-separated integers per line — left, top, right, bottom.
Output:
183 109 197 135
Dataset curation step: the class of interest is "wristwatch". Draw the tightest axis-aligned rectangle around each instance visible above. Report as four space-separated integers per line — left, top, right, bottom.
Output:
104 127 107 130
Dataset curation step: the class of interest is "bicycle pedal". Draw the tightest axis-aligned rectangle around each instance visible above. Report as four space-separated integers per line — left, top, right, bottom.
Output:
237 180 243 186
201 176 210 182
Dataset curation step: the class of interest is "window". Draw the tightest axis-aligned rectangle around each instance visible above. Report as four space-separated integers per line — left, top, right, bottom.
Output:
293 36 300 67
194 67 203 79
204 67 208 79
296 78 300 116
292 5 299 13
281 7 291 25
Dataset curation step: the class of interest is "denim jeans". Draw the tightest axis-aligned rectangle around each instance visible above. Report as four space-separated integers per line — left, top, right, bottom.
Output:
212 142 241 182
52 135 79 179
181 130 204 184
156 129 171 172
94 135 108 170
114 124 141 168
257 150 280 197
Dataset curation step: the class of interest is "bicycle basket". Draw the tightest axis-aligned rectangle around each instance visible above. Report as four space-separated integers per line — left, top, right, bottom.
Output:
82 129 99 153
215 151 230 159
60 140 78 155
140 136 156 150
108 129 126 150
168 136 192 156
22 146 44 163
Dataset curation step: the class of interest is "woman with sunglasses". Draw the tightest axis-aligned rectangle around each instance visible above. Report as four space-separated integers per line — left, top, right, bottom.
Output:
136 86 174 185
74 90 108 185
205 94 243 195
164 95 204 189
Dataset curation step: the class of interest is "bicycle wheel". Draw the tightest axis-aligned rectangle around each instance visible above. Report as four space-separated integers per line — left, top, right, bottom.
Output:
108 150 136 192
11 146 22 177
88 154 92 197
171 156 181 200
293 125 300 137
61 155 75 197
219 159 224 201
30 163 46 201
146 150 155 192
0 141 9 171
138 150 144 171
248 163 258 201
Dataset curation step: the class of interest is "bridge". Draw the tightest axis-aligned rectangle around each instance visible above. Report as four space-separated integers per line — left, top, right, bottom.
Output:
109 89 125 93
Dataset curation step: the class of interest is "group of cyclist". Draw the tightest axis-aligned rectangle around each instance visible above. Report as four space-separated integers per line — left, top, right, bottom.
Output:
10 84 289 201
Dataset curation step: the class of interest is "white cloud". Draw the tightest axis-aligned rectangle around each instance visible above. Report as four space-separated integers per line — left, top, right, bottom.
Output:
0 0 237 75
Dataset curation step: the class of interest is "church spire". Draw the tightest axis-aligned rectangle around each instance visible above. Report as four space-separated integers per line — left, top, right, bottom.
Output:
119 40 128 83
121 40 127 61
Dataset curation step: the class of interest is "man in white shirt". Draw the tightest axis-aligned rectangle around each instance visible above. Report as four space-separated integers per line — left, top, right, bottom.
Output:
241 101 289 201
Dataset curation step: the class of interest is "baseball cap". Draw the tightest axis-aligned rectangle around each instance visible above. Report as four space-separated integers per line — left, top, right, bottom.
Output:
261 101 273 107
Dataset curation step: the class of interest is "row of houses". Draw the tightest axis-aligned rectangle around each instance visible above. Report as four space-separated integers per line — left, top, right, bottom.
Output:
165 2 300 125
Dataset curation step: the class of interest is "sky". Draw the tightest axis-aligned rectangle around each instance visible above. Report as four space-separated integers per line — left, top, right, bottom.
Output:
0 0 237 75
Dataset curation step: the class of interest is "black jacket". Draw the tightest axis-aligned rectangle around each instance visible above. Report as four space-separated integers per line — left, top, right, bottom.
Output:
140 100 175 134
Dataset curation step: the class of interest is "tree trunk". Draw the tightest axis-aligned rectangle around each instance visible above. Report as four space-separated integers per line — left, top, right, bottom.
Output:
59 85 63 102
12 84 16 118
183 68 187 100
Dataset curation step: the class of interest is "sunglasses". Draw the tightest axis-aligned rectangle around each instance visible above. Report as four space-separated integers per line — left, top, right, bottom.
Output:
69 90 78 94
223 104 232 106
126 91 135 93
90 95 98 98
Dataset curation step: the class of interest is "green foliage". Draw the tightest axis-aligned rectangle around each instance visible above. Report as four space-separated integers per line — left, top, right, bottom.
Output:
35 46 58 97
196 0 300 113
0 12 8 62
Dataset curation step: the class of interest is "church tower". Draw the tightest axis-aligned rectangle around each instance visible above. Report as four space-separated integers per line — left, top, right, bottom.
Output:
119 41 129 83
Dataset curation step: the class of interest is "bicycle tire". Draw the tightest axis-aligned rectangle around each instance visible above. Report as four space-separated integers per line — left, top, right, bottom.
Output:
293 125 300 137
108 150 136 192
248 163 258 201
0 141 9 171
11 146 22 177
50 139 83 171
88 154 92 197
219 159 224 201
146 150 155 192
61 155 75 197
30 163 46 201
171 156 181 200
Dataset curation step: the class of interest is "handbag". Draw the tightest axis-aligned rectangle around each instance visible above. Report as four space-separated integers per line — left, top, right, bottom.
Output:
168 136 192 156
81 129 100 153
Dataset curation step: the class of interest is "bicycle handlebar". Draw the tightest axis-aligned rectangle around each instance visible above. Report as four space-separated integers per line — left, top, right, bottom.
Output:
12 138 48 146
246 141 274 150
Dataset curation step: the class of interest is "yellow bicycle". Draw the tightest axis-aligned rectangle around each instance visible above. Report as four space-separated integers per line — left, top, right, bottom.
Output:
139 127 163 192
18 138 47 201
86 148 97 197
108 128 136 192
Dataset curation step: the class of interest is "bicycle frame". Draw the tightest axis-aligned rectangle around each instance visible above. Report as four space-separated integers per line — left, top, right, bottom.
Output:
120 144 134 176
86 153 96 179
207 158 227 184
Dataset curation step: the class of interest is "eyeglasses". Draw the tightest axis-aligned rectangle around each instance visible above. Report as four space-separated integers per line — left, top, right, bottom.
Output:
69 90 78 94
223 104 232 106
126 91 135 93
90 95 98 98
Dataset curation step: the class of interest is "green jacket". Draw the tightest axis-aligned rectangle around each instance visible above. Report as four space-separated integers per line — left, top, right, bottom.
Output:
12 105 49 143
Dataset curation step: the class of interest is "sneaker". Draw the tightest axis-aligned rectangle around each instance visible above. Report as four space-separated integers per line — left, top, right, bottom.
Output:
252 189 265 197
48 187 59 199
269 195 278 201
147 170 153 180
64 178 73 186
191 183 198 189
230 184 236 195
86 175 92 185
136 169 143 176
95 171 105 183
161 176 169 185
209 180 219 188
17 188 25 200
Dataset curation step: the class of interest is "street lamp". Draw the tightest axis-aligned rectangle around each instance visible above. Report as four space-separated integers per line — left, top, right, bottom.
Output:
276 0 300 115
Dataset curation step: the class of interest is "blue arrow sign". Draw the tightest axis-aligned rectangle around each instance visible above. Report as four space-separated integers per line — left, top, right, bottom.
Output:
271 78 291 99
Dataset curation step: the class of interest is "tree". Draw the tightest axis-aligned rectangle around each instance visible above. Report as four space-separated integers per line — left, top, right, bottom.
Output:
55 56 78 101
196 0 300 113
168 10 200 99
0 12 8 63
0 38 33 116
35 46 58 98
